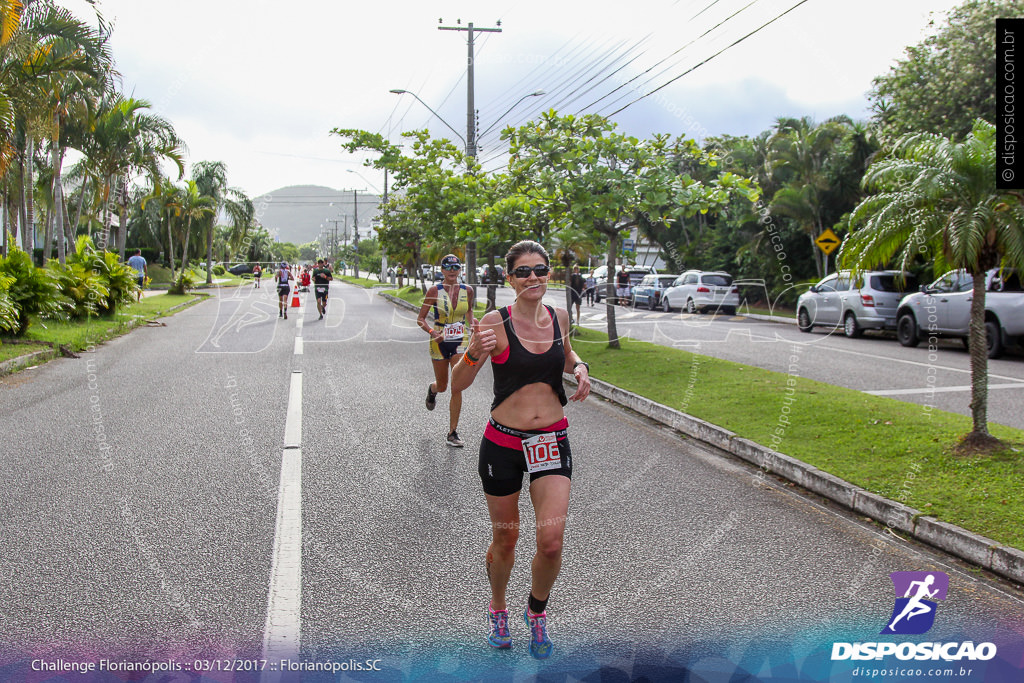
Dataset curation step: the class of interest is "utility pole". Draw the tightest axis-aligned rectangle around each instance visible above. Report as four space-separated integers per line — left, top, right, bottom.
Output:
438 19 502 284
352 188 360 279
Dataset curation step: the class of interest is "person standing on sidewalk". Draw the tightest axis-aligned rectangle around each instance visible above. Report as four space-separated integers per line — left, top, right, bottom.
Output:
451 240 591 659
127 249 147 302
417 254 476 447
274 262 291 319
568 265 584 326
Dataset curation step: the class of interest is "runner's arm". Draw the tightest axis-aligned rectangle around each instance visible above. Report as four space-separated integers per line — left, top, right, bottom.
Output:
416 287 441 340
451 312 500 392
557 308 590 402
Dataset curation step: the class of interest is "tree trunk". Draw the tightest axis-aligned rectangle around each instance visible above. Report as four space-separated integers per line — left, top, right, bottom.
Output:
206 219 214 284
73 177 88 244
606 234 620 349
1 188 7 258
966 271 990 438
99 174 114 251
181 216 193 273
117 177 129 259
21 132 34 254
166 209 176 279
51 134 65 264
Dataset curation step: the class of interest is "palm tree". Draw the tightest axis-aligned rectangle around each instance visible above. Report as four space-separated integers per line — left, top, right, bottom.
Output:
176 179 215 271
79 95 184 255
141 178 182 277
840 119 1024 452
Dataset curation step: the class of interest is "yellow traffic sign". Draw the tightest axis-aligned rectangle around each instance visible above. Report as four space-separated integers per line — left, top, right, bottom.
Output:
815 228 841 255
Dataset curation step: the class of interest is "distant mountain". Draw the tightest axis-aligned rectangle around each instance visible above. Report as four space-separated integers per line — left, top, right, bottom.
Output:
251 184 382 245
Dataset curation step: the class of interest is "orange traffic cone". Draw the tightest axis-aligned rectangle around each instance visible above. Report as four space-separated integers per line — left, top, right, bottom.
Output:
290 287 301 308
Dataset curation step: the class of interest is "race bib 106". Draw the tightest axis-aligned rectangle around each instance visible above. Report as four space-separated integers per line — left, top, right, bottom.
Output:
522 433 562 474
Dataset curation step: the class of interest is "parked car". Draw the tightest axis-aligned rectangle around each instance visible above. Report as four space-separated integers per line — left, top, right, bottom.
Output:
797 270 918 338
662 270 740 314
631 274 680 310
589 265 657 304
478 264 505 286
895 268 1024 358
227 263 253 276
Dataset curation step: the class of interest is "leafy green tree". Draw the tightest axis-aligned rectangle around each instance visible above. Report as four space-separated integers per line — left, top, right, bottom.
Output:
506 112 759 347
175 179 215 270
840 120 1024 452
869 0 1024 141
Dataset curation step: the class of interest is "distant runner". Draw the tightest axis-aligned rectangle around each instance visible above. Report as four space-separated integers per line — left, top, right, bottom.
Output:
127 249 147 302
274 262 291 319
417 254 475 447
253 264 262 288
312 258 333 320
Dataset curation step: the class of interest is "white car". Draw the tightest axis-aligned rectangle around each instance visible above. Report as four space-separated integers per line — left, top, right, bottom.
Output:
662 270 739 314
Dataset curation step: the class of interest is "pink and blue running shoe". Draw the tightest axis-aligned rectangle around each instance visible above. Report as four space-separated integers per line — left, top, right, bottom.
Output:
524 608 553 659
487 604 511 649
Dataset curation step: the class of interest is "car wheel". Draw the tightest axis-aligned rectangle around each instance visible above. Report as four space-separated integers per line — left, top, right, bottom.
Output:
722 306 736 316
686 298 697 314
985 319 1004 359
797 308 813 333
648 295 657 311
896 314 921 347
843 312 863 338
661 296 671 312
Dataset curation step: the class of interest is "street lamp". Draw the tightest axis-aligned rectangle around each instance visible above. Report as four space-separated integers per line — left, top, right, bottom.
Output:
345 168 381 194
478 90 546 139
389 89 466 148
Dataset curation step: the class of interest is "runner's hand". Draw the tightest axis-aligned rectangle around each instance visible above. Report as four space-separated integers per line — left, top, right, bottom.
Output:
469 320 496 358
570 364 591 402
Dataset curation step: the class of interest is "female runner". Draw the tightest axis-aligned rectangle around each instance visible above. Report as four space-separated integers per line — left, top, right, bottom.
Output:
417 254 476 447
452 240 590 659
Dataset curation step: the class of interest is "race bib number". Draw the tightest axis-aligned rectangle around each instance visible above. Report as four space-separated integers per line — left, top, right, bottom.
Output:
442 322 465 342
315 285 328 294
522 433 562 474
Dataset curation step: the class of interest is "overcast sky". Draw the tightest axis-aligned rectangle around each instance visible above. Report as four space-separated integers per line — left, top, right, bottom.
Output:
63 0 965 198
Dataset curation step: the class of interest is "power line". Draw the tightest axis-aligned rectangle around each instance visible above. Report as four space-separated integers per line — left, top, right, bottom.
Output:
606 0 813 119
577 0 763 115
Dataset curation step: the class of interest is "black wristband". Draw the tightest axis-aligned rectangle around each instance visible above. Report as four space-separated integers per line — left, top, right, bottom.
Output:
573 361 589 373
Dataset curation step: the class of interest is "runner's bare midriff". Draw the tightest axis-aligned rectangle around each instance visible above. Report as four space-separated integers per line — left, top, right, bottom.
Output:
490 382 564 431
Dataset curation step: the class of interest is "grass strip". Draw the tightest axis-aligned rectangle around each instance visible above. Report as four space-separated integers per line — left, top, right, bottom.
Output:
339 275 385 288
382 286 489 316
569 326 1024 550
13 293 207 354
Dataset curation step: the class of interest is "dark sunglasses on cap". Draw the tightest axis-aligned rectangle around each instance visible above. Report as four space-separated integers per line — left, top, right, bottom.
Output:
441 263 462 271
511 264 551 278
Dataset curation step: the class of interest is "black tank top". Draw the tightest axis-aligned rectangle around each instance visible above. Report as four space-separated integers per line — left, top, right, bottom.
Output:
491 305 568 411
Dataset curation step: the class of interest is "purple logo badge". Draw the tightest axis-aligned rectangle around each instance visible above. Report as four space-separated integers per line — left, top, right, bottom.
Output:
881 571 949 635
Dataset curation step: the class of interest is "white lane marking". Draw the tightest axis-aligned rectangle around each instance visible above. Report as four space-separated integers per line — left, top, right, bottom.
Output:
867 383 1024 396
262 447 302 664
284 371 302 448
262 370 304 667
294 337 303 355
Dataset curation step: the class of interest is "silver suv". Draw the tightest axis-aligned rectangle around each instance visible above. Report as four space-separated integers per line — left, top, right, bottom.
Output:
895 268 1024 358
797 270 918 338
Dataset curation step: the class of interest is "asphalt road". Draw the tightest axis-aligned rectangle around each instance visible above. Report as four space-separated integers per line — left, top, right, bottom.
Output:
485 287 1024 431
0 282 1022 681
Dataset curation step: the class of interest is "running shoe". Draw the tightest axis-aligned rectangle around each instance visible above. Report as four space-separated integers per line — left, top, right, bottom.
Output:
524 608 553 659
446 430 464 447
487 604 511 649
425 385 437 411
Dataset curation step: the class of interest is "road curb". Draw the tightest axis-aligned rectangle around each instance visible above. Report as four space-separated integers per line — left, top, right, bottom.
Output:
0 347 57 376
378 289 1024 585
574 374 1024 586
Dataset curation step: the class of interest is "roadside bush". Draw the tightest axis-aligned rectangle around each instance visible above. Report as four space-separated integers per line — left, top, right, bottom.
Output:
67 236 137 316
0 273 18 332
48 261 109 319
169 269 197 295
0 248 67 335
213 264 226 276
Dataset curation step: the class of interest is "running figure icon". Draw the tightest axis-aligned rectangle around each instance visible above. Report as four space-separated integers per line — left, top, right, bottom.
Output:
887 574 938 631
881 571 948 635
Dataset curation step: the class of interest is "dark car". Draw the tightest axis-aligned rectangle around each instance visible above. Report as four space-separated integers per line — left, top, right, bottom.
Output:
631 274 680 310
591 265 657 304
228 263 253 276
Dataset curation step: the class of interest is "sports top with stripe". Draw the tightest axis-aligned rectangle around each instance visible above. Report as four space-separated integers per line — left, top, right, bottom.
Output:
490 305 568 411
429 283 470 360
